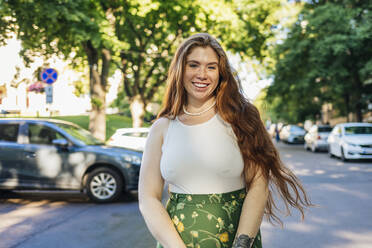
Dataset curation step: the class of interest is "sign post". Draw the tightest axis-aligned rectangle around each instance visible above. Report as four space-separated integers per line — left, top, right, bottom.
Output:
45 85 53 104
40 68 58 105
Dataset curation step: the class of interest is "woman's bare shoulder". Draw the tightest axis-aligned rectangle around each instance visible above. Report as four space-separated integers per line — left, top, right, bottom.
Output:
149 117 171 138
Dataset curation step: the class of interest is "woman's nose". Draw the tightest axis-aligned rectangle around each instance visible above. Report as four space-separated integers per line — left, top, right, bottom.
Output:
196 67 207 80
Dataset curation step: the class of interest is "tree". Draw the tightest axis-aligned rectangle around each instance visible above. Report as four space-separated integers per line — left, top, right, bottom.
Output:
3 0 296 131
4 0 115 140
110 0 203 127
266 0 372 123
112 0 293 127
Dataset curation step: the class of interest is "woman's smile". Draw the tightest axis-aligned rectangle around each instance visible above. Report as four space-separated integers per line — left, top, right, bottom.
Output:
192 82 210 89
183 46 219 104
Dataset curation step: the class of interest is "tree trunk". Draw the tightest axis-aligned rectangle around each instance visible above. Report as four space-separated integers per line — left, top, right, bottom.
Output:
89 66 106 141
84 42 110 141
130 95 145 128
345 93 350 122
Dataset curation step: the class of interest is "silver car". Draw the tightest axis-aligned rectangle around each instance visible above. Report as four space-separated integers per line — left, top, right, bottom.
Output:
304 125 333 152
279 125 306 144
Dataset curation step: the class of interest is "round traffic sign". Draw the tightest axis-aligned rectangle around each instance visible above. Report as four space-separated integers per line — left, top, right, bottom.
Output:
41 68 58 84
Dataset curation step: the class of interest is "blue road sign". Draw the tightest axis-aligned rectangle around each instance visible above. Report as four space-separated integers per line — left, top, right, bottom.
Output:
41 68 58 84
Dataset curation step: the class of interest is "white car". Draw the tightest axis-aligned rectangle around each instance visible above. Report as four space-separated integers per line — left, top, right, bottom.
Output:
107 128 149 151
327 122 372 161
279 125 306 144
304 125 333 152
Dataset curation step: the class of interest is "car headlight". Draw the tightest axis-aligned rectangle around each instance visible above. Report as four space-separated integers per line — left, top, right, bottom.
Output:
122 154 141 165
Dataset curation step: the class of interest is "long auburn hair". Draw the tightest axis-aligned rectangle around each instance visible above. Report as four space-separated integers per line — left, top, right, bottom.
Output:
158 33 312 225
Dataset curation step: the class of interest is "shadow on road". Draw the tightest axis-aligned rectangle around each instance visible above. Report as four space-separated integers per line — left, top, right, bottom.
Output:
0 190 138 204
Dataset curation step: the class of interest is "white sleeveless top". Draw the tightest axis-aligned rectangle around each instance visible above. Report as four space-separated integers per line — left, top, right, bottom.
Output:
160 114 245 194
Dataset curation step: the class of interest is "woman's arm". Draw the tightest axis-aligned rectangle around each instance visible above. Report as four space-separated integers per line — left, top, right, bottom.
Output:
233 171 269 248
138 118 186 248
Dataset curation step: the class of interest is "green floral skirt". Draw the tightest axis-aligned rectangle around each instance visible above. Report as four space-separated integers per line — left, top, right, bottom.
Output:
156 189 262 248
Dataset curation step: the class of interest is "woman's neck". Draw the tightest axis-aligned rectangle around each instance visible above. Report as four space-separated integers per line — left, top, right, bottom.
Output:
186 97 216 112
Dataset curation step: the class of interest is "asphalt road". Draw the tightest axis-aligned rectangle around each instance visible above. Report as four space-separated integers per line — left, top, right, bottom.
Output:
1 142 371 248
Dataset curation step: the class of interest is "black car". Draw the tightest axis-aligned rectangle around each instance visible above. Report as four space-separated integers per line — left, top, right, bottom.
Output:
0 118 142 203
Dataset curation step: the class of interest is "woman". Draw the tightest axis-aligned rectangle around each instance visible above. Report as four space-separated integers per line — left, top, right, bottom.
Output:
139 33 311 248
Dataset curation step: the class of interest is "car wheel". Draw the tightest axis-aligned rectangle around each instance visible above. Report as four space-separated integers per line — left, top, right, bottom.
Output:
86 167 123 203
311 143 317 153
340 147 348 162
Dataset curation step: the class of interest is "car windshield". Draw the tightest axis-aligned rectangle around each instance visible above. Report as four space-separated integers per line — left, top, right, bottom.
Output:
318 127 332 132
344 126 372 135
55 123 104 145
290 126 304 131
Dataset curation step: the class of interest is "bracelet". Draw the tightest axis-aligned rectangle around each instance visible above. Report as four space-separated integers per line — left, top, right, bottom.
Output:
232 234 254 248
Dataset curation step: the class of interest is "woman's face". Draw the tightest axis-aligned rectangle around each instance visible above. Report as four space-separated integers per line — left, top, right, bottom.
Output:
183 46 220 104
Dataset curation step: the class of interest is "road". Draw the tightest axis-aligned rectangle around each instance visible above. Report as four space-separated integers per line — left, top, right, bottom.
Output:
1 142 372 248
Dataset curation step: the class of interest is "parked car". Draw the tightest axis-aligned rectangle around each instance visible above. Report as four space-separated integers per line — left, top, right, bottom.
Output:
327 122 372 161
304 124 333 152
107 127 149 151
0 118 142 202
279 125 306 144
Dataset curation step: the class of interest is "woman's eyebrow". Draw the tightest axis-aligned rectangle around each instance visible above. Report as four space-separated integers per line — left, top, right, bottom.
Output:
186 60 218 65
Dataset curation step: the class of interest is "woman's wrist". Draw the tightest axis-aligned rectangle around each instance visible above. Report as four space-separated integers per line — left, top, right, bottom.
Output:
232 233 254 248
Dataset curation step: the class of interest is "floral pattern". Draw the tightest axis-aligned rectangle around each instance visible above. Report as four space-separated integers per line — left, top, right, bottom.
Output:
156 189 262 248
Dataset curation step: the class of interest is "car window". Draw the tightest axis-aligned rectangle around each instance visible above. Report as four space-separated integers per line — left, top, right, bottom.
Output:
0 123 19 142
54 123 104 145
344 126 372 135
28 124 64 145
123 132 148 138
290 126 304 131
318 127 332 132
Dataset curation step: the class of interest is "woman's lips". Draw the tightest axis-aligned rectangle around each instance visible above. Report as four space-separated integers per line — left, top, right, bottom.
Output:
192 82 209 88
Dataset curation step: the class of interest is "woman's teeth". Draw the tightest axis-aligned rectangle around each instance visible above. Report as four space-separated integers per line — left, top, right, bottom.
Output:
193 83 208 88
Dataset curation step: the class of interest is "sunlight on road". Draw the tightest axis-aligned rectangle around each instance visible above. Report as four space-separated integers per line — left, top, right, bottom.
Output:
330 174 346 179
330 231 372 248
286 222 316 232
318 184 369 199
0 200 67 234
314 170 325 174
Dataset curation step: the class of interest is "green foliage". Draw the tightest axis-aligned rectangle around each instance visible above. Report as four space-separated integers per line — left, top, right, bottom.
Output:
112 0 203 106
111 0 292 113
0 0 18 45
73 80 89 97
266 0 372 123
3 0 294 126
5 0 111 65
91 97 104 108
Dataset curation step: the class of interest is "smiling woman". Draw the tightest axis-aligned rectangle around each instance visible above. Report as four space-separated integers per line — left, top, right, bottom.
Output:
139 33 312 248
182 46 220 109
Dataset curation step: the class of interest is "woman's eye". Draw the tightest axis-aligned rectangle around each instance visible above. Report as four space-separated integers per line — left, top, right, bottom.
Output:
189 64 198 68
208 66 216 70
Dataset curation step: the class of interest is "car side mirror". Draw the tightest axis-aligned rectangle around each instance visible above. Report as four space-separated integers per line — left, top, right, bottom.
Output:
52 138 69 147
